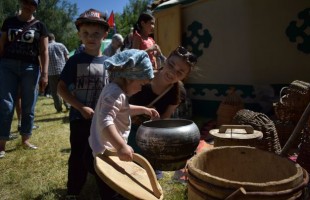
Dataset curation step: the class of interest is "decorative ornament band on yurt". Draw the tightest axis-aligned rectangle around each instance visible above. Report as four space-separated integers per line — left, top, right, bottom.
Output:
232 109 282 154
216 87 244 127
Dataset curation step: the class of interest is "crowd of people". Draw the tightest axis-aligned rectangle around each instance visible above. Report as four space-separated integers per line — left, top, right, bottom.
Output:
0 0 198 200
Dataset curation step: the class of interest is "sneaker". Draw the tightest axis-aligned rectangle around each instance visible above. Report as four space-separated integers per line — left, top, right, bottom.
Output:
0 151 5 158
23 143 38 150
32 125 39 130
9 133 18 140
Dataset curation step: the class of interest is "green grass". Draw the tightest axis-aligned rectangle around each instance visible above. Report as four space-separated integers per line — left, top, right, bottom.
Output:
0 96 187 200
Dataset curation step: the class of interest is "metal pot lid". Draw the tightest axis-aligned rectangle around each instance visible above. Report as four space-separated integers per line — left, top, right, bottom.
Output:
209 125 263 140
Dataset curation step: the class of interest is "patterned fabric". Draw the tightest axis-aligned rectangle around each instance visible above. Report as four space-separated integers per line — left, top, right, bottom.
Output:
48 40 69 75
104 49 154 80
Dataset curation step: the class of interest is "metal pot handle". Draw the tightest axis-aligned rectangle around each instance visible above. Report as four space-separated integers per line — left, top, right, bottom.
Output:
219 125 254 134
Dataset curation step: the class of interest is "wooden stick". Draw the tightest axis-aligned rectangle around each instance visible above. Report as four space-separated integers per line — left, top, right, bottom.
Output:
225 187 246 200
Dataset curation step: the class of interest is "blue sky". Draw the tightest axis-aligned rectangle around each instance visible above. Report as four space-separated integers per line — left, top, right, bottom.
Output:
69 0 130 15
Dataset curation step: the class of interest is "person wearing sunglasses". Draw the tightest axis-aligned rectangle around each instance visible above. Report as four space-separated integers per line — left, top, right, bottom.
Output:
128 46 197 179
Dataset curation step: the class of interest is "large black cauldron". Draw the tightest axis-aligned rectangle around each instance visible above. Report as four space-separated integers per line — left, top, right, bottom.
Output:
136 119 200 171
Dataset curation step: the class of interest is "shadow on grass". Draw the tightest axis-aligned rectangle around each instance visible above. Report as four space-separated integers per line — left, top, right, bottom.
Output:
5 147 17 153
32 188 67 200
34 115 70 124
30 175 100 200
62 116 70 123
60 148 71 154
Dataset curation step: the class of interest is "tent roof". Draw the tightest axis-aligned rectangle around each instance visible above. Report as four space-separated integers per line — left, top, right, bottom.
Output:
153 0 198 11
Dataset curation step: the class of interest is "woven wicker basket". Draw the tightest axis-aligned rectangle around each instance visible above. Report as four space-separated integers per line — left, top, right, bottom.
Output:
233 109 282 154
274 80 310 125
274 120 300 149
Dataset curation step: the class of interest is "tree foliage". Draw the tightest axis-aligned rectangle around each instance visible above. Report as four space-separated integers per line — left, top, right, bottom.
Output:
115 0 152 38
36 0 79 51
0 0 154 51
0 0 79 51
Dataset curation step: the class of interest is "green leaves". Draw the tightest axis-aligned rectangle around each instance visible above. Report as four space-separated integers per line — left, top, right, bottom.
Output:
115 0 152 38
0 0 153 51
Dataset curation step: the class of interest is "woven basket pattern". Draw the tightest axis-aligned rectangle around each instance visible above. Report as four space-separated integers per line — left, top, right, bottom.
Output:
233 109 282 154
274 80 310 125
274 120 300 149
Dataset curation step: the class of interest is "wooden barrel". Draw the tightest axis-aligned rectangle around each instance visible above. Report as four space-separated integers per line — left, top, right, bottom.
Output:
187 146 309 200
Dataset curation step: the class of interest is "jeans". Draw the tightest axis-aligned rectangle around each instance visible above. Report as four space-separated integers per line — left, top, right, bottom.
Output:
0 58 40 140
48 75 70 112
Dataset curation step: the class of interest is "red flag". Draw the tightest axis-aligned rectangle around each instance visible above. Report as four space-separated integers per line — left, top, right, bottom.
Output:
107 11 114 27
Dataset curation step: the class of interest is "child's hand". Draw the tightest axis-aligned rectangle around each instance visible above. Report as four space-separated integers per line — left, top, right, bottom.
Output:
145 108 160 120
117 144 134 161
155 44 162 55
151 44 160 52
79 106 94 119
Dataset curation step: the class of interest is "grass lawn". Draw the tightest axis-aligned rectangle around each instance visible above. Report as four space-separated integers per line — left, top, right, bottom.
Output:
0 96 187 200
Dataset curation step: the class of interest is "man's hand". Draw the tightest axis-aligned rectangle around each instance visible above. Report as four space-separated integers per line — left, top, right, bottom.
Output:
39 73 48 93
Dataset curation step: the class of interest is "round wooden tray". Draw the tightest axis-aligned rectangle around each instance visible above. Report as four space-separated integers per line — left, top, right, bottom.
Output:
95 149 164 200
